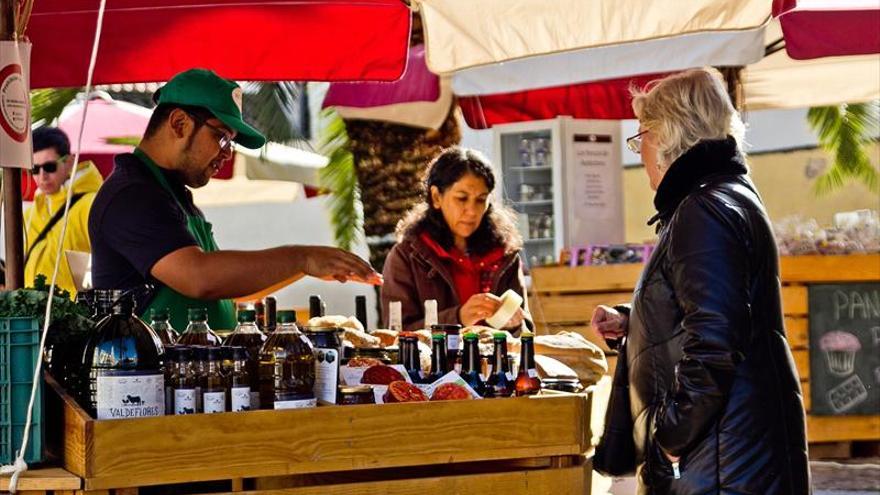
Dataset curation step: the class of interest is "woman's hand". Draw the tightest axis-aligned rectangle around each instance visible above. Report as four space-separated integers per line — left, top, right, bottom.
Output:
590 305 628 343
459 292 502 326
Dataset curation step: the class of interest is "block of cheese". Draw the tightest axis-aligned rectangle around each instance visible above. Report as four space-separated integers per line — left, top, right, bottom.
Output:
485 289 523 329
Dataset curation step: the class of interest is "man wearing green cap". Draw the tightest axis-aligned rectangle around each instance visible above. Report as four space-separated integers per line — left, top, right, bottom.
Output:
89 69 380 330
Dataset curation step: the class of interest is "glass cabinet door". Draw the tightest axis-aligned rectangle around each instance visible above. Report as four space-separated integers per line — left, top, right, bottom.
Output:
498 128 556 270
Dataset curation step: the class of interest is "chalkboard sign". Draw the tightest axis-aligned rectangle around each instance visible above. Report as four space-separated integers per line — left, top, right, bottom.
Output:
809 283 880 416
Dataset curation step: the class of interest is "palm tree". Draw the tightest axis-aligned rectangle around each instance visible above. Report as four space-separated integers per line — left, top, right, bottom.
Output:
807 102 880 195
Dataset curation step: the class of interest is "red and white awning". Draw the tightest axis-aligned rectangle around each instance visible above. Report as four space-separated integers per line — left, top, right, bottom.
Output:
27 0 412 89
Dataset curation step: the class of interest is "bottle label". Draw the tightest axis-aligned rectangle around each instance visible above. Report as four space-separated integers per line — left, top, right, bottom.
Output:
174 388 197 415
96 370 164 420
231 386 251 412
274 397 317 409
447 334 460 352
528 368 538 378
250 391 261 411
505 372 514 381
313 348 339 404
203 390 226 413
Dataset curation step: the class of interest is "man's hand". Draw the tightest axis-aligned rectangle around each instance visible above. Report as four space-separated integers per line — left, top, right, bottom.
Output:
590 305 628 343
299 246 382 285
459 292 502 326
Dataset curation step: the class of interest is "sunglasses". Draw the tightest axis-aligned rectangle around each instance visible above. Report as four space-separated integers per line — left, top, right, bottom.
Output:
626 130 648 154
185 112 235 154
32 155 68 175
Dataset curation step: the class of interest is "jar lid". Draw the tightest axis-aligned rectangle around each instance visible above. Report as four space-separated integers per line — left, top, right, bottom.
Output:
277 310 297 324
237 309 256 323
339 385 373 394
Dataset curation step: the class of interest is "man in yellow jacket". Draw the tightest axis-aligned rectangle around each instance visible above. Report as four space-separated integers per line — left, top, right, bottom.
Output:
25 127 104 298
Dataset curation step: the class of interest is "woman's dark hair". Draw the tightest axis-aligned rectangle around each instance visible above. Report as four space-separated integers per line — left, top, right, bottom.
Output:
397 147 522 255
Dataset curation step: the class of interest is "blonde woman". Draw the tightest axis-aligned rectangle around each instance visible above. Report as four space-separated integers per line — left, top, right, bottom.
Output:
591 69 809 494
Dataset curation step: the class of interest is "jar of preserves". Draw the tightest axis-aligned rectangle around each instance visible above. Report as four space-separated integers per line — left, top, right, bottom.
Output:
337 385 376 406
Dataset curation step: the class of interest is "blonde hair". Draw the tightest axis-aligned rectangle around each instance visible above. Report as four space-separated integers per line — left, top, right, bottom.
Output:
631 68 746 170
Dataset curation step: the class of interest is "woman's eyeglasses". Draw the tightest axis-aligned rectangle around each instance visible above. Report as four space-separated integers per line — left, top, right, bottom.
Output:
626 130 647 154
32 155 68 175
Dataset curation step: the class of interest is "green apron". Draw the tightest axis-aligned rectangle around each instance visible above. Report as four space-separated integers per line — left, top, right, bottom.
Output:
134 148 236 332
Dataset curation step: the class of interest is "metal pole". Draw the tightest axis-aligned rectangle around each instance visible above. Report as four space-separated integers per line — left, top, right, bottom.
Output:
1 0 24 289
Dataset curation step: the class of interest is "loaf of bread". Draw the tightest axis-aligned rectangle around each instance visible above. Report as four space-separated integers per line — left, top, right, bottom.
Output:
533 331 607 386
534 354 579 380
342 328 381 349
306 315 365 333
372 329 399 347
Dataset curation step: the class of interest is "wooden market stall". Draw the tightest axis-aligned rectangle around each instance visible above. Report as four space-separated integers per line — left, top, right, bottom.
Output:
42 377 594 495
530 254 880 450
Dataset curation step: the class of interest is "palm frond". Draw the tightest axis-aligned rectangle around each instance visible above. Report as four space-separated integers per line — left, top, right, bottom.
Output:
318 108 363 251
807 102 880 195
30 88 80 126
242 82 304 146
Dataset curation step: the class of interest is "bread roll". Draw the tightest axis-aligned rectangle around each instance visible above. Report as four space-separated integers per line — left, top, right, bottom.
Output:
534 331 607 386
372 329 398 347
343 328 381 349
306 315 364 333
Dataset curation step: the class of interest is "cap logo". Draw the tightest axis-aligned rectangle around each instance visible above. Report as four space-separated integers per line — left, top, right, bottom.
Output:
231 87 243 113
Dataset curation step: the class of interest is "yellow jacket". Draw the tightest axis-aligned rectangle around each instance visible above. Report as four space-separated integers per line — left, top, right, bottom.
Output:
24 161 103 298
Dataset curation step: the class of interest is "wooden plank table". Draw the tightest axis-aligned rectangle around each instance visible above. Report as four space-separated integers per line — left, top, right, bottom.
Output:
0 467 81 494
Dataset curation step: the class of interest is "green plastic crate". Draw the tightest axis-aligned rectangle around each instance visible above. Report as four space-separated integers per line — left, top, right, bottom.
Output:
0 317 44 464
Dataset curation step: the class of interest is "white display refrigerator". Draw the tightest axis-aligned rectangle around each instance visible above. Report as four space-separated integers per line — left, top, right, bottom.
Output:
492 117 625 270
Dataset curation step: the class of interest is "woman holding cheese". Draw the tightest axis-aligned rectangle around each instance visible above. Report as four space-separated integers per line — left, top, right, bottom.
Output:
381 147 532 333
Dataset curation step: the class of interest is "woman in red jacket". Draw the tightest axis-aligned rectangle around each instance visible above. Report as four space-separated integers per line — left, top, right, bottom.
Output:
381 147 532 332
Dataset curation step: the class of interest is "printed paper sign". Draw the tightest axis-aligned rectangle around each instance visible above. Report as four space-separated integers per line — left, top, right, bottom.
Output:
0 41 31 169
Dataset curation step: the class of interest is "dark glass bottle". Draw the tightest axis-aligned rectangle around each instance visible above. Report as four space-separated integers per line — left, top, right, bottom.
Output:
400 333 425 384
177 308 221 346
515 330 541 396
191 346 208 412
223 309 267 409
228 346 252 412
309 295 325 319
431 324 462 373
254 301 266 332
428 333 449 383
201 347 227 413
81 290 165 419
149 307 179 346
172 347 197 415
260 310 317 409
355 295 368 332
163 346 179 415
486 332 513 398
460 332 487 397
264 296 277 334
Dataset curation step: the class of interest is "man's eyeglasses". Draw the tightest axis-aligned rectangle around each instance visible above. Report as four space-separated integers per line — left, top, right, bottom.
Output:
185 112 234 154
32 155 68 175
626 130 647 154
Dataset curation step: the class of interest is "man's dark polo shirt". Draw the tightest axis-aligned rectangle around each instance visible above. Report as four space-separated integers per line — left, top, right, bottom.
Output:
88 152 201 310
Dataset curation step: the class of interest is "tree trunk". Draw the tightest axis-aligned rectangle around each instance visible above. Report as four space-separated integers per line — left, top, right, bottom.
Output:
346 106 461 273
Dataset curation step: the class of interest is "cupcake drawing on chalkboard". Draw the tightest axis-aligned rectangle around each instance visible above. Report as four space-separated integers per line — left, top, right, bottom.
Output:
819 331 861 377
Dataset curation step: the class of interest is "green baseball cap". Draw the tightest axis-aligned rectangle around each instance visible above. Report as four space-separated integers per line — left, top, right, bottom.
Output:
153 68 266 149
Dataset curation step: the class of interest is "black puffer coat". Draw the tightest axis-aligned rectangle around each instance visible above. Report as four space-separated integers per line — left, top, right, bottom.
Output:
626 137 810 494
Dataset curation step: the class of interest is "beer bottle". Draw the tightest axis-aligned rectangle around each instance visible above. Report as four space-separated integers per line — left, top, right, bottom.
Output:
400 333 424 383
515 330 541 396
309 295 325 319
460 332 487 397
264 296 277 334
428 333 449 383
486 332 514 398
355 295 368 332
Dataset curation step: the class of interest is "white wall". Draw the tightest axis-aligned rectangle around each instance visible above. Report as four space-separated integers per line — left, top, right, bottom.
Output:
201 196 380 328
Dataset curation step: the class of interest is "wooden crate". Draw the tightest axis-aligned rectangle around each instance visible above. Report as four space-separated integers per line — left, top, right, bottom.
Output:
47 378 591 494
529 254 880 445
